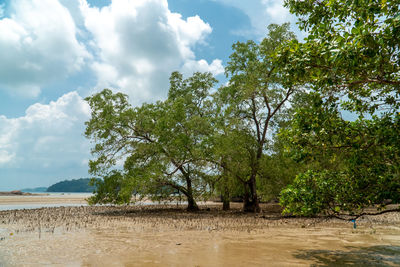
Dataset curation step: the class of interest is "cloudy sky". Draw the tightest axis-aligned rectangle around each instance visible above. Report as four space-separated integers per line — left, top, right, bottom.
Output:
0 0 299 190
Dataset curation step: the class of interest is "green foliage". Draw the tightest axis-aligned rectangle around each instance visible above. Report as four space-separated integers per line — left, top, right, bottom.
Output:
281 0 400 115
279 93 400 216
85 72 218 210
215 23 298 211
280 170 339 216
211 128 254 206
278 0 400 216
46 178 96 193
257 146 303 202
88 171 132 205
82 4 400 216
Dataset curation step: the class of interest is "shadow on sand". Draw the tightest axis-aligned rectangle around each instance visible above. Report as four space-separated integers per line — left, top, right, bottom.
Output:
294 245 400 266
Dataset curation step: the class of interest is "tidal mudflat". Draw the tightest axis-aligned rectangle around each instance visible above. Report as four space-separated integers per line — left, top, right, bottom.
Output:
0 193 91 211
0 201 400 266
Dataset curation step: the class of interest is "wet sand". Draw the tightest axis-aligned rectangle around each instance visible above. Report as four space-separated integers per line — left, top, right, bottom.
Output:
0 194 90 205
0 198 400 266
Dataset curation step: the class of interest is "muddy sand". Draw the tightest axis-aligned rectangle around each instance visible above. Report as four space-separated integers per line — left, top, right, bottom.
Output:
0 199 400 266
0 194 89 205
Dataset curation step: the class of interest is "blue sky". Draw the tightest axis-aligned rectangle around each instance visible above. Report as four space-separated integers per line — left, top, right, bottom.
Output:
0 0 300 190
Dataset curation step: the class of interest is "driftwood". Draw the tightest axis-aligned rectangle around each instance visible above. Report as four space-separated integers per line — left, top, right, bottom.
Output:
329 207 400 221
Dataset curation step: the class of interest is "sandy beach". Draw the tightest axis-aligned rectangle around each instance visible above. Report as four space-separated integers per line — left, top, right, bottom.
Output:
0 194 90 205
1 196 400 266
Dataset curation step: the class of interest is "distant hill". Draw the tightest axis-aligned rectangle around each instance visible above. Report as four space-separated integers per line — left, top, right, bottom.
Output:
46 178 96 192
20 187 48 193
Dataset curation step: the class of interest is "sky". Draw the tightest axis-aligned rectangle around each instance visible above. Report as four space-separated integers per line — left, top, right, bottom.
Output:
0 0 301 190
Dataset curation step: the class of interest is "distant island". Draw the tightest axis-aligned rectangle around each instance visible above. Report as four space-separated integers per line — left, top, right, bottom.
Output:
46 178 96 193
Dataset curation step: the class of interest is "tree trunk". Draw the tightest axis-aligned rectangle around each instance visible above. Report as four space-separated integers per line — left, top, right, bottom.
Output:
186 176 199 211
243 177 261 213
222 193 230 211
221 180 230 210
222 199 230 211
187 194 199 211
243 189 252 211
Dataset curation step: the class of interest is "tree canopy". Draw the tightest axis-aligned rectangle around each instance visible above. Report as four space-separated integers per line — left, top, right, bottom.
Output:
277 0 400 217
85 72 217 211
215 23 298 212
279 93 400 217
84 1 400 216
280 0 400 114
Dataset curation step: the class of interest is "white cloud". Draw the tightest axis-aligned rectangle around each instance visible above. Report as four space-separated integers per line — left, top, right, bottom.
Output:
182 59 224 77
262 0 292 24
79 0 222 105
0 0 90 97
0 150 15 165
0 0 224 102
0 92 90 173
213 0 298 39
0 0 228 190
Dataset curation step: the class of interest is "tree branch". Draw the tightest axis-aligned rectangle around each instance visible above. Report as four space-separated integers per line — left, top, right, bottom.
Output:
328 207 400 221
159 180 188 196
251 96 261 142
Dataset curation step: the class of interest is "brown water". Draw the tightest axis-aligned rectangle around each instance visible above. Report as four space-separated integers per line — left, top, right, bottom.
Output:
1 205 400 266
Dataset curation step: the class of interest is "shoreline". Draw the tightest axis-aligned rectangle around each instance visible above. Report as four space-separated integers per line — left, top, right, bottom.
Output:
0 191 45 196
1 204 400 266
0 193 91 206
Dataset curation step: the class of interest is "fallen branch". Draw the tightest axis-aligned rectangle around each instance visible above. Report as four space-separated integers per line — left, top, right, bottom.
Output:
329 207 400 221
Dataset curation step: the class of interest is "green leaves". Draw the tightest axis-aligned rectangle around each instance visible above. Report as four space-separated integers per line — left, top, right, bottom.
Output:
213 23 299 211
277 1 400 216
282 0 400 115
279 94 400 216
85 72 218 210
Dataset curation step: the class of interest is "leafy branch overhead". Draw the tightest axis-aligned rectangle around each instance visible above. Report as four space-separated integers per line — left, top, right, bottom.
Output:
280 0 400 114
278 0 400 217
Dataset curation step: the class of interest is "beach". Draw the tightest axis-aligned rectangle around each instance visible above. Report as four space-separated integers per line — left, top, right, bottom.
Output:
1 195 400 266
0 193 91 211
0 193 90 205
